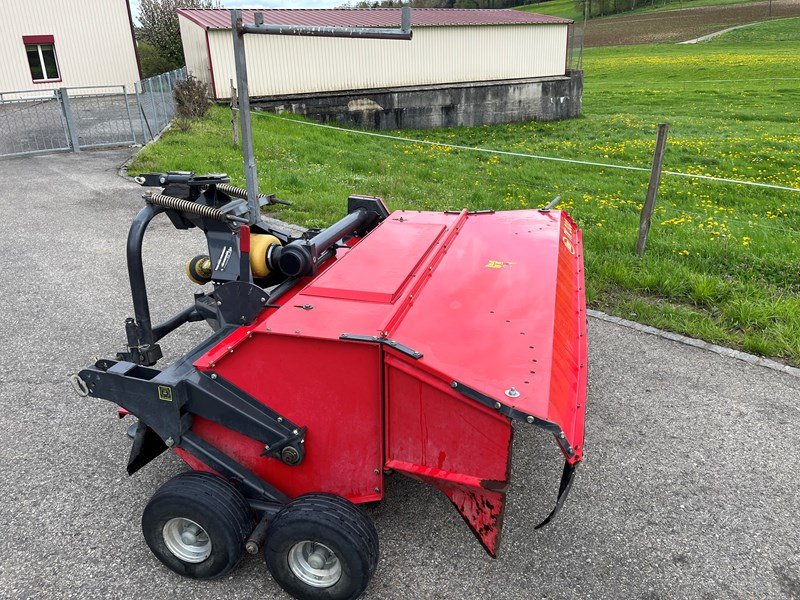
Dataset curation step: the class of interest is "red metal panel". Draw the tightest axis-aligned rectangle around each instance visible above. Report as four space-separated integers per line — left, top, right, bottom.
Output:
386 209 586 462
304 220 445 303
548 214 587 458
384 351 511 555
192 334 384 503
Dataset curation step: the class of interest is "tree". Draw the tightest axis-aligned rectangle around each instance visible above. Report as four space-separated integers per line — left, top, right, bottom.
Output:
138 0 219 71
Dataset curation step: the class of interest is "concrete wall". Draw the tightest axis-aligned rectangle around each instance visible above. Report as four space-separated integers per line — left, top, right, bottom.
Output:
252 71 583 130
0 0 140 92
200 24 569 100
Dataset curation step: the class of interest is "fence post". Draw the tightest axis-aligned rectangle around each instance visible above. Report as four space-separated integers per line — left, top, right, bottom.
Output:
135 81 150 143
636 123 669 257
230 79 239 147
58 87 81 152
123 85 136 145
165 71 174 119
148 78 159 135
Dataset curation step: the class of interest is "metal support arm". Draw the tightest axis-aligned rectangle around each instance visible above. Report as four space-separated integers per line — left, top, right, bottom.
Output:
230 7 412 225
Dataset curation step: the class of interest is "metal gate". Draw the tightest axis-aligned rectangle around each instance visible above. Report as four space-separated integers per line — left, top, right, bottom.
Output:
0 90 71 157
0 67 187 159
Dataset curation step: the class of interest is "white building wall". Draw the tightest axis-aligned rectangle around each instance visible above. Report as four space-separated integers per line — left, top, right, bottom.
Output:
179 15 212 92
204 24 568 99
0 0 140 93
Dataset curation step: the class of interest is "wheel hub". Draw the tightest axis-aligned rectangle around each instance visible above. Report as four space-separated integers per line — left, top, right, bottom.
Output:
162 517 212 563
288 541 342 588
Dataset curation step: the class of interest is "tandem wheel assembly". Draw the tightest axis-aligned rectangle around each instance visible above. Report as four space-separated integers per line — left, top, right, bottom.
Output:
141 471 378 599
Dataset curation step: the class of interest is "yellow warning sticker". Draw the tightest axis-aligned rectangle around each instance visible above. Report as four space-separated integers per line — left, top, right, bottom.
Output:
486 260 515 269
157 386 173 402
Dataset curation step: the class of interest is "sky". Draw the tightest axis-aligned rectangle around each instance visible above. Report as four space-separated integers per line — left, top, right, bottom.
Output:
129 0 345 24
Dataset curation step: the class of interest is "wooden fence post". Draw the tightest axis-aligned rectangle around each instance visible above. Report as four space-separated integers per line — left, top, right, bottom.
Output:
636 123 669 257
230 79 239 147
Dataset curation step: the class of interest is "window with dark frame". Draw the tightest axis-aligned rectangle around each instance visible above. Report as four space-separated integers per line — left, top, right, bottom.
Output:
23 35 60 82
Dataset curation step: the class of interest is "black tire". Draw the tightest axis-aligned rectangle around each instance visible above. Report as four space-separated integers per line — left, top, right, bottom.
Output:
142 471 254 579
264 494 379 600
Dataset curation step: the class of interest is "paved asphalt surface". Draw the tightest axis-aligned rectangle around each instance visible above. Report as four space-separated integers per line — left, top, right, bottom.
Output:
1 150 798 599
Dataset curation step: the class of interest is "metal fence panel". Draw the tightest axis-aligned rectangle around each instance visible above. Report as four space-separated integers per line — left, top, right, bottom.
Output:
136 66 187 143
65 86 136 149
0 66 187 158
0 91 71 157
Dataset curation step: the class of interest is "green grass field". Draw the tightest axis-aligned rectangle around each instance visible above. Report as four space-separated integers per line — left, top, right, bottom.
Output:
708 14 800 41
130 20 800 364
516 0 761 21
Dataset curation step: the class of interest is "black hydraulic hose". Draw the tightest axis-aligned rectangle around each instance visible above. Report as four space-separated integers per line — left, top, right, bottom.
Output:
127 204 165 347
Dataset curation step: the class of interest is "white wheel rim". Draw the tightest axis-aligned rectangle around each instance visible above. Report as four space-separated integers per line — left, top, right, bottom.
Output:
162 517 212 563
287 541 342 588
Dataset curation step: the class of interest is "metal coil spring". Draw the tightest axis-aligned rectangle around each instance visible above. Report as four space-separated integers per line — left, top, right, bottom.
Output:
215 183 248 200
216 183 289 206
146 193 225 221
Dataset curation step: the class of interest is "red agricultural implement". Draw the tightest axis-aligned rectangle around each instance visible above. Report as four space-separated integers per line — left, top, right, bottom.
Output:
70 9 587 600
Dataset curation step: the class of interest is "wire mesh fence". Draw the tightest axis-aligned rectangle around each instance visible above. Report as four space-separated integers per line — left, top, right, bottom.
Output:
0 90 71 157
0 66 187 159
135 67 187 144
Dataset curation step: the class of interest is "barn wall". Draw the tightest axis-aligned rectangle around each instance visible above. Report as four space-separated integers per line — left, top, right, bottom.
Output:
0 0 140 92
206 24 569 99
179 15 213 94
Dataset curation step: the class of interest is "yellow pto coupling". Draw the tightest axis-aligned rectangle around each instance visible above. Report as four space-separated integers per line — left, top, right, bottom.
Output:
186 255 212 284
249 234 281 278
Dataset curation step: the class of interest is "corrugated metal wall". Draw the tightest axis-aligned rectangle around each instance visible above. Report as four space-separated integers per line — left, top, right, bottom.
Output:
0 0 140 92
201 24 568 99
179 16 212 92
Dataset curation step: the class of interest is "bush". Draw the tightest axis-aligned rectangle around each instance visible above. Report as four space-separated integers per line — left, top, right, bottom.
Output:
173 75 212 119
138 40 179 78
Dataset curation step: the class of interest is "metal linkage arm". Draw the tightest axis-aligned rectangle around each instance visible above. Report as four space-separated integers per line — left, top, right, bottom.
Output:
230 7 413 225
241 7 412 40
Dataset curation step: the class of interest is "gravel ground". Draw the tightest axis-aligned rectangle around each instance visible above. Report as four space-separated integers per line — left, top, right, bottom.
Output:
0 149 798 599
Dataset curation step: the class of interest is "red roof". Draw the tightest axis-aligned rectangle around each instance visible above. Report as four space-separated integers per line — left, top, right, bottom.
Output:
177 8 572 30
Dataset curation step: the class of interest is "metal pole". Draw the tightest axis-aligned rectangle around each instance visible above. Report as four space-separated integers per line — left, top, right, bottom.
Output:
135 81 149 143
230 6 412 225
166 70 175 118
123 85 136 145
148 77 158 137
59 88 81 152
230 79 239 147
157 74 166 130
231 9 260 225
636 123 669 257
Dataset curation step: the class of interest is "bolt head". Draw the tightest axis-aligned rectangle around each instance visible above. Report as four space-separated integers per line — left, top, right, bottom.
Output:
210 373 217 379
451 381 458 388
526 415 535 424
493 401 501 410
